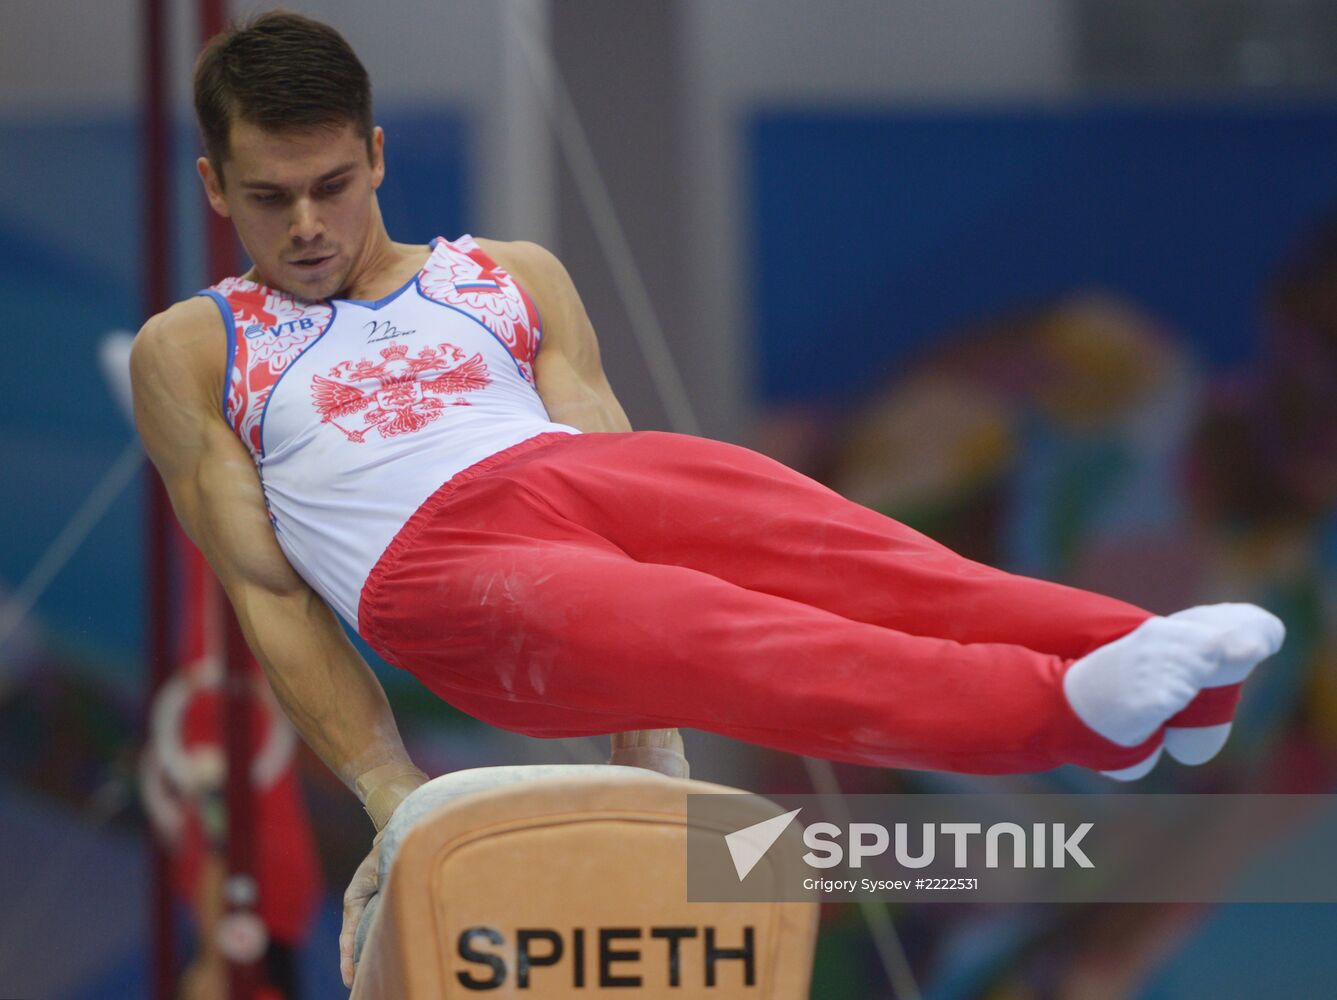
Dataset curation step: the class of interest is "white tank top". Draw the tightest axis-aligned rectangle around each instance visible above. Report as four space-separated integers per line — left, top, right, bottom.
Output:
199 235 579 626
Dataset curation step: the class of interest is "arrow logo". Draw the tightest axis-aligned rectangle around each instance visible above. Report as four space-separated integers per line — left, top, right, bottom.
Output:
724 808 803 881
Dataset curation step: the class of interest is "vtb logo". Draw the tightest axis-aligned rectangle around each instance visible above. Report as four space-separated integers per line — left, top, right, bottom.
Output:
244 317 318 339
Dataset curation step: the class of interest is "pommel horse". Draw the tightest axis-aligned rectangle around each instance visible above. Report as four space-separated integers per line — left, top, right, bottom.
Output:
351 765 818 997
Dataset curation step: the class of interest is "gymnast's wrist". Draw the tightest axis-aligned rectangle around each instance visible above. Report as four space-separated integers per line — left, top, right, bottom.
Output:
609 729 690 778
354 761 430 832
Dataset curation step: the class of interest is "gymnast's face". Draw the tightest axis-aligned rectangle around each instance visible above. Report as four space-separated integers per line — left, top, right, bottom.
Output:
198 119 386 300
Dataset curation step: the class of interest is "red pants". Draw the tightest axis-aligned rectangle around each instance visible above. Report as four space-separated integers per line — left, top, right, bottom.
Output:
360 431 1160 774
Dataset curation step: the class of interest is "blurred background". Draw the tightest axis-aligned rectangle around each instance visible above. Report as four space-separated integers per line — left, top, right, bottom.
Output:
4 0 1337 997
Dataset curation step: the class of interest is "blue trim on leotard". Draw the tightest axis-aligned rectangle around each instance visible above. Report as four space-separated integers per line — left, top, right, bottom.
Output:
332 238 443 311
255 302 339 460
197 289 237 420
412 277 530 382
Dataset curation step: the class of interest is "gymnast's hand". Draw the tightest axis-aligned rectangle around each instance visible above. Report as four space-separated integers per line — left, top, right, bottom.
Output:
340 830 383 989
609 728 691 778
340 762 429 987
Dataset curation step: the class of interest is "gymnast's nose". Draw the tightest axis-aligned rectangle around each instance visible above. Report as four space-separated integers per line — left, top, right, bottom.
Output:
289 197 324 244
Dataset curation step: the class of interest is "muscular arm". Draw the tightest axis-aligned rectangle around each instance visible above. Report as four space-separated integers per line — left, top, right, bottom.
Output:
485 238 632 434
487 240 688 776
131 298 426 827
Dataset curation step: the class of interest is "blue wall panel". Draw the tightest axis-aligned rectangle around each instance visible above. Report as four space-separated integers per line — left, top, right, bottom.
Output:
750 103 1337 405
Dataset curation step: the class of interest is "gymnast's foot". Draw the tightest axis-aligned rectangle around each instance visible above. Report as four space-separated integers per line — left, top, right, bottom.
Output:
1061 603 1285 780
1160 603 1286 765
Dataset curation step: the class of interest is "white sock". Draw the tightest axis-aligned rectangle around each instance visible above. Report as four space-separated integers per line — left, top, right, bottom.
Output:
1162 723 1234 766
1160 604 1285 764
1163 603 1285 684
1062 603 1285 779
1063 615 1220 748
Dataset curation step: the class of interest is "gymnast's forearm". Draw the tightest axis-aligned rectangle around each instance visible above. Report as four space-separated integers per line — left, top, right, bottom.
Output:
226 579 426 825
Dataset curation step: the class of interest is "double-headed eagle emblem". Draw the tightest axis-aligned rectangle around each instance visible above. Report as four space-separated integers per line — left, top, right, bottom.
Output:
311 343 491 443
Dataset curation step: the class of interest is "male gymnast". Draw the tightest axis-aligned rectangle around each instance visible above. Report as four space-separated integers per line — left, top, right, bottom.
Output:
130 12 1285 986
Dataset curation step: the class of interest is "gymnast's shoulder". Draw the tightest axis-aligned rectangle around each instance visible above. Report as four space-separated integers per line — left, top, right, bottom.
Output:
130 296 227 416
474 237 584 314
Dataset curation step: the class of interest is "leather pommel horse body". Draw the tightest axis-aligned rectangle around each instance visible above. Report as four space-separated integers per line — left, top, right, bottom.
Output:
351 765 818 998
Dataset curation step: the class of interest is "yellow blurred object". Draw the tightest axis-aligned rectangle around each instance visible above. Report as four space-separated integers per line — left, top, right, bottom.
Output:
1305 641 1337 748
834 373 1015 514
1035 293 1174 426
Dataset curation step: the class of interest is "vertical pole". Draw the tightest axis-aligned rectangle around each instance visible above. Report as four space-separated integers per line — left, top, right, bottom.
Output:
199 0 238 282
141 0 174 997
221 604 261 1000
197 6 260 1000
498 0 556 248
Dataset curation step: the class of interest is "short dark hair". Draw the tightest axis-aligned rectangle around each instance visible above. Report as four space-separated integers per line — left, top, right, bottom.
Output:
193 10 373 182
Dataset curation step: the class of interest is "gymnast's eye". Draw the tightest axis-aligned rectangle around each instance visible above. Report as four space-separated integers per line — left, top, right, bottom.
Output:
319 179 349 198
250 191 282 206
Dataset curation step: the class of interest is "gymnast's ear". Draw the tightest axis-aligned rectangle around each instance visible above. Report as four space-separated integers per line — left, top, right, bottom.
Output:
368 126 385 191
197 156 230 218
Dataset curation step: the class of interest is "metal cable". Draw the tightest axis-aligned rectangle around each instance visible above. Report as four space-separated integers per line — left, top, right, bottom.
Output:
803 756 924 1000
506 1 702 437
0 438 144 655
